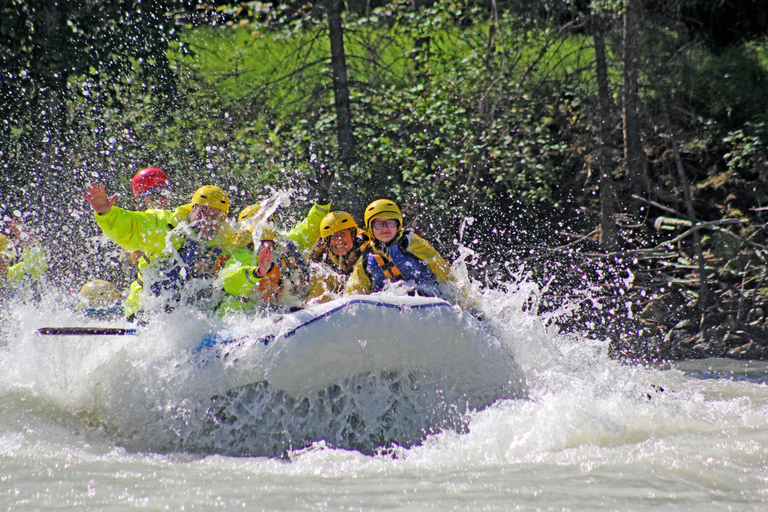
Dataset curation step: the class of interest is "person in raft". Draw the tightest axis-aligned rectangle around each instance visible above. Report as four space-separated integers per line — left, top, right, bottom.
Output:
0 219 48 301
122 167 175 263
344 199 457 299
306 211 371 304
119 167 177 309
217 200 329 313
83 183 235 319
132 166 174 210
76 279 124 319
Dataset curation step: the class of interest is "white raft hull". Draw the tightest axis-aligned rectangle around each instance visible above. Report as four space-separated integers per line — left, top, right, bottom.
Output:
199 294 526 401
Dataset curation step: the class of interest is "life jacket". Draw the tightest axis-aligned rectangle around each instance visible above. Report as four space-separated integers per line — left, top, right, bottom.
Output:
242 240 309 307
79 305 125 319
147 238 222 297
364 230 439 295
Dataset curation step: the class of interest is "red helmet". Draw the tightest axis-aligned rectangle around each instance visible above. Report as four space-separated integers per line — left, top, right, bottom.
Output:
131 167 170 199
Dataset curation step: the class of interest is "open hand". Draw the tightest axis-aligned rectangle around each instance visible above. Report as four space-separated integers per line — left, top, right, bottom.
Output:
256 242 274 277
83 183 118 215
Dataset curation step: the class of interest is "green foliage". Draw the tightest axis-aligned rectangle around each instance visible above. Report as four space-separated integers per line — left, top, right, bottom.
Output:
176 25 333 116
5 0 768 258
180 3 597 216
0 0 196 215
724 121 768 173
678 43 768 128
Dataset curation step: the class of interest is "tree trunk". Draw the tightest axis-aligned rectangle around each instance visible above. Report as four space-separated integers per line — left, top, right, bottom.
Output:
326 0 354 169
653 76 710 327
411 0 431 86
592 10 618 251
623 0 647 205
642 25 710 327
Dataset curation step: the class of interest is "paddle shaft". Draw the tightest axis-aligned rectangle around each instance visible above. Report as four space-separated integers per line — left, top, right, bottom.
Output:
38 327 138 336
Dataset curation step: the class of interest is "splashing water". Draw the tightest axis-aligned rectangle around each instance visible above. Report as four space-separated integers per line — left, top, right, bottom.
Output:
1 261 767 510
1 281 524 458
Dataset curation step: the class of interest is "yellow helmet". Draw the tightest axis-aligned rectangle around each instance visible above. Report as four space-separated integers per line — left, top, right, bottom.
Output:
191 185 230 213
238 204 261 222
0 234 16 260
319 211 358 238
260 224 277 242
238 204 277 224
78 279 121 307
364 199 402 232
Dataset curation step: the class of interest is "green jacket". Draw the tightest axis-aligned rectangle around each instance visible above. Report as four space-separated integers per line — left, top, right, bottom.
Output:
5 241 48 288
217 202 328 311
94 205 185 263
95 205 231 316
285 202 330 252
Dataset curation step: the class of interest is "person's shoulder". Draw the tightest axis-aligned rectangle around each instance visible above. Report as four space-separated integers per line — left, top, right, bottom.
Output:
170 203 192 224
402 230 442 255
405 229 433 245
227 247 254 264
401 229 424 246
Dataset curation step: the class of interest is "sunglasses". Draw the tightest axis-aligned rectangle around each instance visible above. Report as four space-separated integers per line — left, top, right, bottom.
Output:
372 219 398 230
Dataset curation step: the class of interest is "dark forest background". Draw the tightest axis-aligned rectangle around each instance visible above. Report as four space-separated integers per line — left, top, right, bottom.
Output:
2 0 768 360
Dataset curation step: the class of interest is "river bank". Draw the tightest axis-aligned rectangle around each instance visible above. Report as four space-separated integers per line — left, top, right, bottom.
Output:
513 217 768 363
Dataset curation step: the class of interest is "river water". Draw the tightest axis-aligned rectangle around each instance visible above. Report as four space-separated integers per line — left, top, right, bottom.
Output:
1 283 767 511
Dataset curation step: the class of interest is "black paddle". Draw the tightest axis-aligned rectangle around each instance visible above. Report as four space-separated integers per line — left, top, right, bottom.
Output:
38 327 138 336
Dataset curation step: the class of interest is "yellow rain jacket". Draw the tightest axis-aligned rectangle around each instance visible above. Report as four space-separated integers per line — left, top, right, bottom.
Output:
94 204 234 317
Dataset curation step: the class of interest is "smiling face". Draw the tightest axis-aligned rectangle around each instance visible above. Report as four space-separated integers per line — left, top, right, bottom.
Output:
371 217 398 243
329 228 354 257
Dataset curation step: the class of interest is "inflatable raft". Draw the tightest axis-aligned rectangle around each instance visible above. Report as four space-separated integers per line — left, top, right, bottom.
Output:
27 294 525 454
194 294 526 401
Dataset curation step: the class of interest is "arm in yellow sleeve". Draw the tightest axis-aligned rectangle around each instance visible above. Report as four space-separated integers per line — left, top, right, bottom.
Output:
219 248 262 296
344 256 372 295
406 233 455 284
94 206 173 254
407 233 478 309
286 202 331 252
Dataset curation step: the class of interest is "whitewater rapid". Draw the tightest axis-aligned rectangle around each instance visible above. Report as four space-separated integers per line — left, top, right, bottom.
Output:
1 278 767 510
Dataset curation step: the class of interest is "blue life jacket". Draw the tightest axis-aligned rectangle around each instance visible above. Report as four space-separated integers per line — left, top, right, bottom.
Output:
80 305 125 319
149 239 222 296
366 234 439 295
278 241 309 285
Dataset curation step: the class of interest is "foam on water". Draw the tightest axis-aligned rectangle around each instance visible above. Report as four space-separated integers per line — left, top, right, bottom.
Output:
2 271 768 509
2 280 527 457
